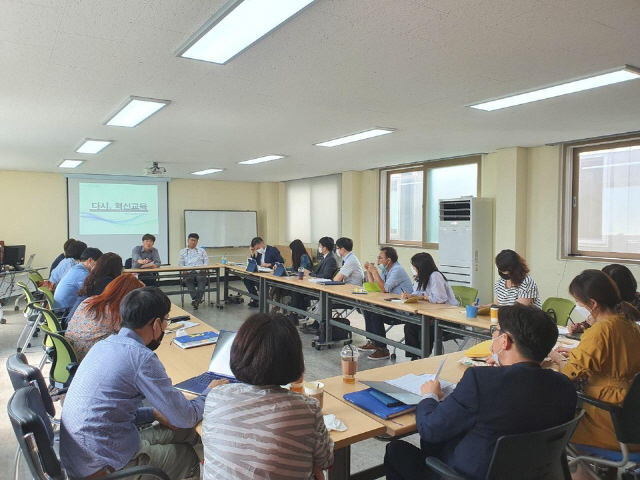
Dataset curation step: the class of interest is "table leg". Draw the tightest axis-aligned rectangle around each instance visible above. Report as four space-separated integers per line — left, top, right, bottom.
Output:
180 272 185 308
420 315 431 359
223 268 229 302
329 445 350 480
433 318 442 356
259 277 267 313
215 268 221 308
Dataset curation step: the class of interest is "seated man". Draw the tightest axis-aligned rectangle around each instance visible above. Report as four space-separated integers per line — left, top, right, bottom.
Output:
178 233 209 309
132 233 161 286
293 236 339 330
243 236 284 308
53 247 102 320
49 239 87 286
60 287 224 480
384 305 578 480
359 246 413 360
333 237 364 286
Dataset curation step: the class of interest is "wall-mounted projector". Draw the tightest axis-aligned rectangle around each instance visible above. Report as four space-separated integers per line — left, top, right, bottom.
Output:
143 162 167 177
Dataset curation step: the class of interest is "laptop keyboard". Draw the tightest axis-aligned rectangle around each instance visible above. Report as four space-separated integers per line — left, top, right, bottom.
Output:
191 371 238 387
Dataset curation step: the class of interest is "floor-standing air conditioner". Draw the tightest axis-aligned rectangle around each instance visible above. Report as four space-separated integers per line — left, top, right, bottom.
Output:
438 197 493 304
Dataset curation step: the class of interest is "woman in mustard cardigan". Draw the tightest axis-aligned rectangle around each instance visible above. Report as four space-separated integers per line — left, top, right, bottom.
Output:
550 269 640 477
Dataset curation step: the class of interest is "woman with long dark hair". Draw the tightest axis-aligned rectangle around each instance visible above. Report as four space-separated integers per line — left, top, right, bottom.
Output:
402 252 458 359
289 239 312 272
602 263 640 308
66 274 144 360
549 269 640 477
493 249 541 307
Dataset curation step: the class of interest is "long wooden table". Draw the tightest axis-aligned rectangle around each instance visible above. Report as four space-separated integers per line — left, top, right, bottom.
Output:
222 265 492 357
125 264 223 309
157 304 387 480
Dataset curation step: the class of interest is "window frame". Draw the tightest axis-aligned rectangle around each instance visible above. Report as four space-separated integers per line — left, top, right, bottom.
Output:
381 156 481 249
564 134 640 262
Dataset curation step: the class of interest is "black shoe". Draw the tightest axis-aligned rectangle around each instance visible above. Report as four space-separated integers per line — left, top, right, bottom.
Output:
191 300 198 309
299 324 318 334
248 300 259 308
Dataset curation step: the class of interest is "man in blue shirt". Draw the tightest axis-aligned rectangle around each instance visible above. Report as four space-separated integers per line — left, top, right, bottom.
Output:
178 233 210 309
60 287 226 480
53 247 102 318
359 246 413 360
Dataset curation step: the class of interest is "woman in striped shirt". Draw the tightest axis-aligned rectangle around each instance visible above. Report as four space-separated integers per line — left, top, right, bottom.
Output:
202 313 333 479
493 249 541 307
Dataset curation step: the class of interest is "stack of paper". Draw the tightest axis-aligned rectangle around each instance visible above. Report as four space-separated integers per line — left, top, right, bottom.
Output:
385 374 456 399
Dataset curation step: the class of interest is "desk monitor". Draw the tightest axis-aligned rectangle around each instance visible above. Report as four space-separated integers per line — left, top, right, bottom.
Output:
2 245 26 267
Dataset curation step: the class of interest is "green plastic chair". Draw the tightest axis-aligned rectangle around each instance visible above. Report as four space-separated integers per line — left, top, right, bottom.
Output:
38 286 55 310
39 324 78 390
16 282 46 352
451 285 478 307
28 271 44 289
29 304 64 369
542 297 575 327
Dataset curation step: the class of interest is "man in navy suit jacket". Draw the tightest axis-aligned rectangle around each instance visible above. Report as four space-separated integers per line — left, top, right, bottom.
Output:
385 305 577 480
243 237 284 308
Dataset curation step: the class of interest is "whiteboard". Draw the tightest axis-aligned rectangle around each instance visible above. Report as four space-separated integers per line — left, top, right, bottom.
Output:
184 210 257 248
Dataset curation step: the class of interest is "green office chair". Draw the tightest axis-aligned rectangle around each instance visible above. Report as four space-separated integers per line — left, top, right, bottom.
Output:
38 286 55 310
29 305 64 369
39 324 79 392
16 282 46 353
451 285 478 307
542 297 575 327
28 272 44 289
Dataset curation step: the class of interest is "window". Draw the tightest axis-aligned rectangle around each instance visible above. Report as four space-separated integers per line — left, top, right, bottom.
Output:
286 174 341 244
382 157 480 247
567 138 640 260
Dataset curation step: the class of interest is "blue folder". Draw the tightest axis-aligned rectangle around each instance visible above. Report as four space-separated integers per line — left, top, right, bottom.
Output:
343 388 416 420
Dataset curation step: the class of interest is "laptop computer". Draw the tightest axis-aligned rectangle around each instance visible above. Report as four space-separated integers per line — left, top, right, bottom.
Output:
174 330 240 395
14 253 35 271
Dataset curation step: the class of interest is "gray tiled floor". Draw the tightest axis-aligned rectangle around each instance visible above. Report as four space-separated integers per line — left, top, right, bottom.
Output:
1 283 465 478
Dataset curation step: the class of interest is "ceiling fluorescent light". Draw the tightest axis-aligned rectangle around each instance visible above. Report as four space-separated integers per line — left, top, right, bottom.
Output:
76 139 112 154
238 155 286 165
58 159 83 169
178 0 316 64
315 128 396 147
191 168 224 175
105 97 170 127
470 65 640 111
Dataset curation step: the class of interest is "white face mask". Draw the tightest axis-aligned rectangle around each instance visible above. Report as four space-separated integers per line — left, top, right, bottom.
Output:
318 246 323 254
490 333 505 366
574 303 592 320
257 247 266 255
411 266 417 277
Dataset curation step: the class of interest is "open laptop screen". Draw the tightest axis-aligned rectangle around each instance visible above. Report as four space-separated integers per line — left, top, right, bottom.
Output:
208 330 236 378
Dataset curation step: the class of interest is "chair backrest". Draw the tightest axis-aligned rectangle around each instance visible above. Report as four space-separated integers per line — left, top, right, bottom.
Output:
6 353 55 417
451 285 478 307
17 281 38 307
40 325 78 388
28 271 44 286
611 373 640 444
486 411 584 480
125 257 133 269
541 297 575 327
38 286 55 310
8 386 62 480
30 305 63 333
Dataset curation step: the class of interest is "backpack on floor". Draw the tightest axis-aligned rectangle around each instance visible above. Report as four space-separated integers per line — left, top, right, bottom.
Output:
317 316 351 342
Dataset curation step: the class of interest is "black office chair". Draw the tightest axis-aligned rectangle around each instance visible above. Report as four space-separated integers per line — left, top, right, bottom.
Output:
425 411 584 480
7 353 57 480
8 386 170 480
568 373 640 474
124 257 133 269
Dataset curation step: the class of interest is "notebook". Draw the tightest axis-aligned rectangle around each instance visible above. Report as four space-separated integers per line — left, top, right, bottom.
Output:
174 330 239 395
173 331 219 349
343 388 416 420
364 282 381 292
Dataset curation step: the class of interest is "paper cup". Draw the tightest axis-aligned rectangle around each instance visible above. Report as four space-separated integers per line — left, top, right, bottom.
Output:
303 381 324 409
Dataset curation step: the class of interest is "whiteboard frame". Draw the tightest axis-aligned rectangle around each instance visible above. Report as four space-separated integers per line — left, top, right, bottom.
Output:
183 209 257 248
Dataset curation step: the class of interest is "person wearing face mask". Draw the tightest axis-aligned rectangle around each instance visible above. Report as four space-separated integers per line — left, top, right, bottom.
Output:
333 237 364 286
53 247 103 322
358 247 413 360
243 236 284 308
384 305 577 480
292 237 339 330
548 269 640 472
60 287 227 480
493 249 541 307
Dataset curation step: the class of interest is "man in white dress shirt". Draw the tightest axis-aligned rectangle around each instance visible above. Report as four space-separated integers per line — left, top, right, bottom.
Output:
178 233 209 309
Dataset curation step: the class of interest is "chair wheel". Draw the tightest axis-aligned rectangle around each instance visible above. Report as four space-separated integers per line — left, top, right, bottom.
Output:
27 343 32 348
14 306 19 311
0 318 6 324
390 354 397 360
327 344 332 349
315 345 321 350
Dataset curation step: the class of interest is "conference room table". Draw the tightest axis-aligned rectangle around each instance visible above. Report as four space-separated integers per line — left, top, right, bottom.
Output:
221 264 493 357
157 304 387 480
125 264 224 309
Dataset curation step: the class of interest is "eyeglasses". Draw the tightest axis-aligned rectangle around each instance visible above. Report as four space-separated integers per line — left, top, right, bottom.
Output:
490 325 501 336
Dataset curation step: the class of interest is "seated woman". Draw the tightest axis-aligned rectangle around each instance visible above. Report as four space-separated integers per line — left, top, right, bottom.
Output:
549 269 640 479
65 274 144 361
202 313 334 480
67 252 123 319
402 252 458 360
271 239 313 316
493 249 541 307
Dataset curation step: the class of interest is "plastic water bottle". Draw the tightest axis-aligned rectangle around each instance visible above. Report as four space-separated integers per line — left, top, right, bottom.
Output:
298 267 304 280
221 254 227 265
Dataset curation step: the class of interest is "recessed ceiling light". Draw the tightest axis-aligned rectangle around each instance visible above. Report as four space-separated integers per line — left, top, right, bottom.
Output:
76 139 112 154
191 168 224 175
315 128 396 147
58 159 84 169
469 65 640 111
238 155 286 165
178 0 316 64
105 96 170 127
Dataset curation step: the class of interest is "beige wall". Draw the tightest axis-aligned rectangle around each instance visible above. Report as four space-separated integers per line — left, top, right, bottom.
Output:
0 171 67 275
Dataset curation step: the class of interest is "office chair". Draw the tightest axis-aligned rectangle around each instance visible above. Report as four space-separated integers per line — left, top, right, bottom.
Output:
39 324 79 394
8 386 170 480
426 411 584 480
16 282 46 353
542 297 576 327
